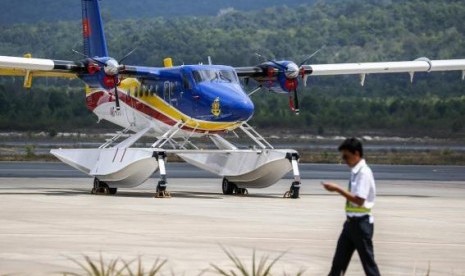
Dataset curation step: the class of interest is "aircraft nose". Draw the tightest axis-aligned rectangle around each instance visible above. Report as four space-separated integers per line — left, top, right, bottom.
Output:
235 96 255 121
198 83 255 122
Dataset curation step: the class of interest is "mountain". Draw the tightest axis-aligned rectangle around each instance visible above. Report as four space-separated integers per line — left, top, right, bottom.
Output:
0 0 315 25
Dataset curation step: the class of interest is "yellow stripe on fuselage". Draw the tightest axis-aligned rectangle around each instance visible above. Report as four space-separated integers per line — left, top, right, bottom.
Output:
140 93 242 131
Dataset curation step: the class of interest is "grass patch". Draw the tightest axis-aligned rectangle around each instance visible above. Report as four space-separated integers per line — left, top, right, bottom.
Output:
62 249 304 275
63 255 167 276
210 248 304 276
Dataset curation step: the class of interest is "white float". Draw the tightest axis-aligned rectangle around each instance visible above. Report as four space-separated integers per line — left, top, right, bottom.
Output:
50 122 302 198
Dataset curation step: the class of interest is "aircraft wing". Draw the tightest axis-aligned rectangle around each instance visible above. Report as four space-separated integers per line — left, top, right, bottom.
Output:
0 55 83 88
236 58 465 86
0 55 163 87
236 57 465 113
235 67 266 78
302 59 465 82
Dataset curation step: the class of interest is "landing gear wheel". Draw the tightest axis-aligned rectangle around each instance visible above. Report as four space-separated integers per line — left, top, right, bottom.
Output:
235 188 249 196
96 186 110 195
91 178 115 195
222 178 236 195
284 181 301 199
155 181 171 198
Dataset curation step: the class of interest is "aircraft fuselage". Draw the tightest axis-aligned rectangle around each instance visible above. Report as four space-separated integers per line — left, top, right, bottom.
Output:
83 64 255 135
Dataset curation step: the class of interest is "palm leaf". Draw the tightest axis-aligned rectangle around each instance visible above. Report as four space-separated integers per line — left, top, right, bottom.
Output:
211 247 288 276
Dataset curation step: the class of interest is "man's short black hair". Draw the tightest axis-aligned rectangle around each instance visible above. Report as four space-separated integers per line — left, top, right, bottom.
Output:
338 137 364 158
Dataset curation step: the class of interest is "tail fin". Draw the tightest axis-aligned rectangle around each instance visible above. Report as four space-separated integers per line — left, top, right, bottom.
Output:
81 0 108 58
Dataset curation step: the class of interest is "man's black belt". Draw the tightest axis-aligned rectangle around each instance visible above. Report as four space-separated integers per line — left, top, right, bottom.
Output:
346 215 370 222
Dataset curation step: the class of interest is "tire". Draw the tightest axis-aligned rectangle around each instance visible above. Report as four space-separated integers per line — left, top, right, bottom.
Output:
222 178 236 195
96 186 109 195
157 181 167 193
290 181 300 199
92 178 112 195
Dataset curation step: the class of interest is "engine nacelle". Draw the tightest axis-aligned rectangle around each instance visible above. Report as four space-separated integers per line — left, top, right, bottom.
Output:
255 60 302 114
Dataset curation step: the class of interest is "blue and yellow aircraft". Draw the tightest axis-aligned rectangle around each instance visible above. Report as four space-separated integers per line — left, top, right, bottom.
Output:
1 0 465 198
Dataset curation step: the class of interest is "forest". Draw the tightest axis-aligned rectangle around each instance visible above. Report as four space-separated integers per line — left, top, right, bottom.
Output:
0 0 315 25
1 0 465 137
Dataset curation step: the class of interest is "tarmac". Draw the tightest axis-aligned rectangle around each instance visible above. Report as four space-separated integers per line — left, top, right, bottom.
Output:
3 162 465 181
1 176 465 275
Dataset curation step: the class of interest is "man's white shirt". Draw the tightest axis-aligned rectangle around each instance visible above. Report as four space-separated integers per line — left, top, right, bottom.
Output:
347 159 376 222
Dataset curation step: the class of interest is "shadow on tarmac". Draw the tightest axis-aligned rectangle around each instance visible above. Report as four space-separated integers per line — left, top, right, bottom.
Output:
0 188 436 199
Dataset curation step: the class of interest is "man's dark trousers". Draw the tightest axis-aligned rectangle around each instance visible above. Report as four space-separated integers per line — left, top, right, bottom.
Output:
328 216 380 276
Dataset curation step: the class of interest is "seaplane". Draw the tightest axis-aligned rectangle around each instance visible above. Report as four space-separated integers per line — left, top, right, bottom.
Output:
1 0 465 198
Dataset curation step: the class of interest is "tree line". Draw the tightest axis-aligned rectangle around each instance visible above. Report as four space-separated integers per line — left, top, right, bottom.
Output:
0 0 464 137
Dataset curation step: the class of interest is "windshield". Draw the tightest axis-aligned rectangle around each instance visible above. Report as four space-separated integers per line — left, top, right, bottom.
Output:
193 69 239 84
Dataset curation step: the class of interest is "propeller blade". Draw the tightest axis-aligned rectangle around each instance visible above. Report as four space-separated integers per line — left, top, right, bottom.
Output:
119 48 137 64
289 96 294 112
293 89 300 115
299 45 326 67
254 52 267 61
71 49 88 59
255 53 288 71
72 49 106 66
113 76 121 111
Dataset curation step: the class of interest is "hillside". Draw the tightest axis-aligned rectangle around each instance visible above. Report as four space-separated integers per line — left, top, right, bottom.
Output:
0 0 465 137
0 0 314 25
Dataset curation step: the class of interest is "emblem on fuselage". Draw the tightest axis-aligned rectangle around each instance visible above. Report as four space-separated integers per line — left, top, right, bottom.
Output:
211 97 221 117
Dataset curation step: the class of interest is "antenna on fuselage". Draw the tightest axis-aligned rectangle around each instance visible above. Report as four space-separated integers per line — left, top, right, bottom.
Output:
208 56 213 65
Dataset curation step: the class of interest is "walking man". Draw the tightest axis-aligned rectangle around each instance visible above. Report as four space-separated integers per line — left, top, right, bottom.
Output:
322 138 381 276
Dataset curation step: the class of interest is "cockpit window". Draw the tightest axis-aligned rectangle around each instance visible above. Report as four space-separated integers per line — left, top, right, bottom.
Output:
192 69 239 84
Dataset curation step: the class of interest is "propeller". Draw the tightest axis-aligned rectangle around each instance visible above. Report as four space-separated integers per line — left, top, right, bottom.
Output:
255 53 298 78
102 58 123 111
254 47 325 115
72 48 138 111
290 46 325 114
255 53 300 114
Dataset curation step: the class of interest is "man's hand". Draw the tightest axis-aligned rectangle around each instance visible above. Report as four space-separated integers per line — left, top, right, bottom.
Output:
322 182 341 193
322 181 366 206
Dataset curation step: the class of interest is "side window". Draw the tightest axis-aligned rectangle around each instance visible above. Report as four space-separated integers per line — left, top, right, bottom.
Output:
154 84 159 96
182 73 192 90
193 71 201 83
163 81 170 100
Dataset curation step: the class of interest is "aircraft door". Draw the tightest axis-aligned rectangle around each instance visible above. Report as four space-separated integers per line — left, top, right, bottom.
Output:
181 70 198 113
182 72 193 92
